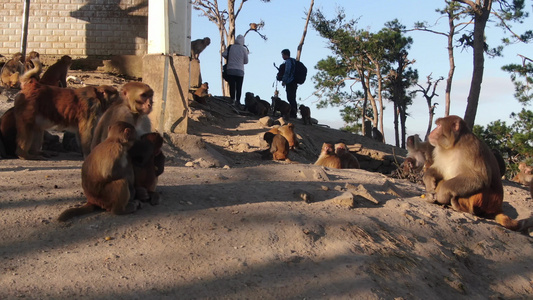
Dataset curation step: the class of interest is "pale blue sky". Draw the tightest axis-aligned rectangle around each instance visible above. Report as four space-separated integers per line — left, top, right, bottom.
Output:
191 0 531 143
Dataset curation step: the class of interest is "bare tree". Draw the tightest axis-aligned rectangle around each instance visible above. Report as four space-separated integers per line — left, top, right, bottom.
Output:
416 74 444 140
192 0 270 96
413 1 471 117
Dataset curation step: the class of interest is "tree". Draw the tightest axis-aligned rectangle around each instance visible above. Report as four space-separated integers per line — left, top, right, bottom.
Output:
502 54 533 105
413 1 470 116
192 0 270 96
452 0 532 128
415 74 444 140
381 20 418 148
310 9 388 138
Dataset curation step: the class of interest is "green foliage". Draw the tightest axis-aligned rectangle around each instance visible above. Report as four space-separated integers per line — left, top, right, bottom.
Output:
501 61 533 104
474 109 533 177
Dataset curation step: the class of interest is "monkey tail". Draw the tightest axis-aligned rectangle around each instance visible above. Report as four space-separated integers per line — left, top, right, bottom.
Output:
57 203 97 222
19 58 42 86
494 213 533 232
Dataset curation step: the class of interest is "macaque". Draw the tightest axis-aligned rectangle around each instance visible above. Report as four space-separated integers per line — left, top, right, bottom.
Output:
299 104 311 125
193 82 209 104
263 131 289 160
372 127 384 143
24 51 40 73
256 97 271 115
423 115 533 232
244 92 268 116
39 55 72 87
57 121 139 222
91 81 154 149
269 123 298 150
271 96 291 120
1 52 24 88
14 58 120 159
512 162 533 186
315 142 341 169
403 134 434 173
190 37 211 60
129 132 165 205
335 142 360 169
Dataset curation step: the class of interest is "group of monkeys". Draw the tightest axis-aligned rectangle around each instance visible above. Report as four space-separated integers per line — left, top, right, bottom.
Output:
0 51 165 222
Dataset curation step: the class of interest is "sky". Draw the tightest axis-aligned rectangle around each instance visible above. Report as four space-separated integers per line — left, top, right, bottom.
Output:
190 0 532 143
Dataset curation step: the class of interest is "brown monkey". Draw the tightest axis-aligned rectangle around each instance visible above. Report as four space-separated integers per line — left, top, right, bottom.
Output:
423 115 533 232
512 162 533 186
372 127 384 143
257 97 271 115
129 132 165 205
39 55 72 87
190 37 211 59
24 51 40 73
58 121 139 222
263 131 289 160
404 134 434 173
14 58 120 159
271 96 291 120
315 142 341 169
335 142 360 169
193 82 209 104
268 123 298 150
299 104 311 125
1 52 24 88
91 81 154 149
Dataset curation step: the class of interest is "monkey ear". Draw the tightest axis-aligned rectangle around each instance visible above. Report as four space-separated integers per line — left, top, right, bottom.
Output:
452 119 462 133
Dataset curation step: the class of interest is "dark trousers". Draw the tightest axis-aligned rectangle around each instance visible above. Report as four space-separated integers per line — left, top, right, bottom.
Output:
285 82 298 118
227 75 244 105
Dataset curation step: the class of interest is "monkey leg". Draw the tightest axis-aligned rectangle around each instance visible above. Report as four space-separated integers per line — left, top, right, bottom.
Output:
105 179 139 215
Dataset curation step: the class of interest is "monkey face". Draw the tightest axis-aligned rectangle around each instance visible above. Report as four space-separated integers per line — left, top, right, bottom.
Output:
136 92 153 115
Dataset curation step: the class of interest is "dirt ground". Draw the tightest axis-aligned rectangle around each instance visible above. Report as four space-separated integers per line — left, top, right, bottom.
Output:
1 72 532 299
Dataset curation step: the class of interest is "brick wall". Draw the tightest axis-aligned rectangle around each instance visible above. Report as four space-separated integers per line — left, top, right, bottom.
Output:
0 0 148 58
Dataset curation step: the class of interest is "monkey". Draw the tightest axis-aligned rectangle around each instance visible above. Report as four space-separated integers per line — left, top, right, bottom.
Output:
268 123 298 150
263 131 289 160
257 97 271 115
299 104 311 125
271 96 291 120
24 51 40 73
422 115 533 232
57 121 140 222
491 149 506 177
193 82 209 104
512 162 533 186
334 142 360 169
13 58 121 159
372 127 384 143
0 52 24 88
403 134 434 173
91 81 154 150
190 37 211 60
129 132 165 205
39 55 72 87
314 142 341 169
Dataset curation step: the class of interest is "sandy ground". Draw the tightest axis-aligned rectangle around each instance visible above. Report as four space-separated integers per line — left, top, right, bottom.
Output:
1 73 532 299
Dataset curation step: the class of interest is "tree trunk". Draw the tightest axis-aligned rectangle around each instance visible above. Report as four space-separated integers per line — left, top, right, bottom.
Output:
296 0 314 61
463 0 491 129
445 12 456 117
393 102 399 147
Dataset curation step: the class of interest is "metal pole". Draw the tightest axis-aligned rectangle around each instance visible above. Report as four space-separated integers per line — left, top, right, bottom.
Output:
20 0 31 61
